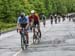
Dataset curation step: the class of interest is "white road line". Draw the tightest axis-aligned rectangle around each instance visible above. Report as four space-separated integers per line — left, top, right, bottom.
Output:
13 49 22 56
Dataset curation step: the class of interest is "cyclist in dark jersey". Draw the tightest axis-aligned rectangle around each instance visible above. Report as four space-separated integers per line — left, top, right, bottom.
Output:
29 10 41 38
55 14 57 24
50 15 53 25
41 14 46 27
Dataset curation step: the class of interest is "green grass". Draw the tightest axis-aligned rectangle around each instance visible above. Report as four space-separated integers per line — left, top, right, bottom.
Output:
0 22 16 32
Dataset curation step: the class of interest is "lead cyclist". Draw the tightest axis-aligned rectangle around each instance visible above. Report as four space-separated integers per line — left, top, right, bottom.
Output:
17 12 29 45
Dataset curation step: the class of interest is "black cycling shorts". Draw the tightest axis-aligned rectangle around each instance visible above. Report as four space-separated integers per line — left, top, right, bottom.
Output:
33 21 39 28
20 23 27 28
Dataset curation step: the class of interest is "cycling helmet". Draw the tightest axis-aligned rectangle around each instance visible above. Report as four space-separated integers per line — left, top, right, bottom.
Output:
20 12 25 16
31 10 35 13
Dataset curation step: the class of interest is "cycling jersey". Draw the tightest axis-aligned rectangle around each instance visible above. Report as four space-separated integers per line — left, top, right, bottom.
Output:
42 15 46 20
29 15 39 22
17 16 29 28
29 14 40 28
17 16 29 24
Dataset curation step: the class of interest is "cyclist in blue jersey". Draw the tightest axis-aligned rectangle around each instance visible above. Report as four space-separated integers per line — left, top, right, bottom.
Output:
17 12 29 45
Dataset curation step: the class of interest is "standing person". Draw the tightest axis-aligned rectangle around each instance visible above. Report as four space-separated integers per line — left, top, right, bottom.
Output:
41 14 46 27
50 15 53 25
17 12 29 45
29 10 41 38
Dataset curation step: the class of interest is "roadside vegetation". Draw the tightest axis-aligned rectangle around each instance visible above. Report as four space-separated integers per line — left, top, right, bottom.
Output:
0 0 75 32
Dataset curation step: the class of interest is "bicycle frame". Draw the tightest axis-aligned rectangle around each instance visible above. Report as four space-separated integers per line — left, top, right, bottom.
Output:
20 28 28 50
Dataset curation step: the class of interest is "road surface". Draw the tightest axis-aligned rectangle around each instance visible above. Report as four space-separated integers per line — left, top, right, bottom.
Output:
0 18 75 56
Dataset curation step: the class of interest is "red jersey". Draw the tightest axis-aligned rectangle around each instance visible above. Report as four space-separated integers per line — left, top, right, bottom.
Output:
29 15 39 22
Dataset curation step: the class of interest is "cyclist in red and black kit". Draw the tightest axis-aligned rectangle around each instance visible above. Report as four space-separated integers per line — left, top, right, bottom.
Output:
29 10 41 38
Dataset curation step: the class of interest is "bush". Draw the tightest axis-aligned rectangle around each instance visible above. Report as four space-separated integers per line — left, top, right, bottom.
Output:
0 22 16 31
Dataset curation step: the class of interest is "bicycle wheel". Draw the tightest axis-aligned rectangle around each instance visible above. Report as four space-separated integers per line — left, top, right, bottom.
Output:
24 36 28 49
37 32 41 43
51 21 53 24
38 31 41 38
21 33 26 50
37 36 40 43
21 36 25 50
33 34 37 44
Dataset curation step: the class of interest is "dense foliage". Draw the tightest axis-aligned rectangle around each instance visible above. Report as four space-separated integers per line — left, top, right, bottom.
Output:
0 0 75 31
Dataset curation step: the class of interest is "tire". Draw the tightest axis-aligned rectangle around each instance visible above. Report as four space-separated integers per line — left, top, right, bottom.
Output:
21 36 25 50
25 39 28 49
37 36 40 44
51 21 53 24
37 32 41 43
43 22 45 27
58 18 60 22
38 32 41 38
24 35 28 49
33 35 37 44
21 34 27 50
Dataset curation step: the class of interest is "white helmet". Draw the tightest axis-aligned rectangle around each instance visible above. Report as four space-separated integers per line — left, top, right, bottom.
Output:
31 10 35 13
21 12 25 16
55 14 57 16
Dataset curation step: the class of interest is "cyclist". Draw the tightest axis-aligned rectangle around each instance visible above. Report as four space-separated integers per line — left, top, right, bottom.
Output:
29 10 41 38
41 14 46 27
17 12 29 45
50 15 53 25
54 14 57 24
58 15 61 22
62 15 65 21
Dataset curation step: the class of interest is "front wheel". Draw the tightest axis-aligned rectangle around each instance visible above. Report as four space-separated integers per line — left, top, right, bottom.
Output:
33 35 37 44
21 36 25 50
37 31 41 43
21 34 28 50
38 31 41 38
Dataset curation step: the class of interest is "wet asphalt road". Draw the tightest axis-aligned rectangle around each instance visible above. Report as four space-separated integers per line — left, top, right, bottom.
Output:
17 18 75 56
0 18 75 56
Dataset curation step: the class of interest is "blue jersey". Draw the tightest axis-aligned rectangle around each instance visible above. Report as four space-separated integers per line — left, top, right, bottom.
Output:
17 16 29 24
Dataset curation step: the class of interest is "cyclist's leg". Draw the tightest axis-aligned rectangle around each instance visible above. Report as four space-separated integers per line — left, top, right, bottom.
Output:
33 22 36 36
19 29 22 36
29 22 32 31
25 31 29 44
43 20 45 25
38 26 41 33
37 22 41 37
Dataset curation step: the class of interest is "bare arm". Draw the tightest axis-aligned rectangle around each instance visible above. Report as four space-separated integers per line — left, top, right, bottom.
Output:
17 23 21 29
25 23 29 29
38 16 40 26
25 17 30 29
